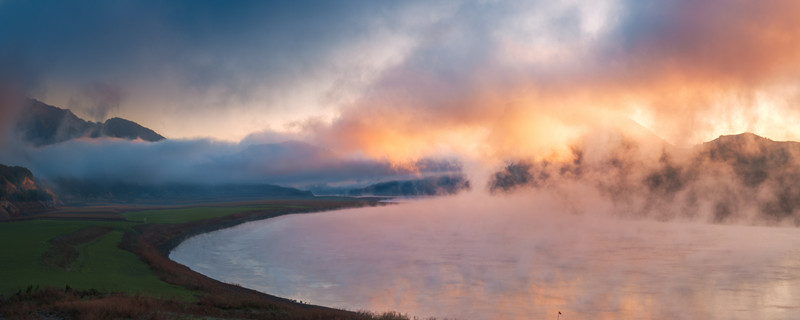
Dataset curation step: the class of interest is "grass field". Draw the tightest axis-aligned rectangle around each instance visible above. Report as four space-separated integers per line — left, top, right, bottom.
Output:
0 199 415 319
0 204 312 297
123 206 266 224
0 219 191 298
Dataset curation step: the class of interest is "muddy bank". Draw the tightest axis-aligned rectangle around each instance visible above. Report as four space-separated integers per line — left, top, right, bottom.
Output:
124 198 391 318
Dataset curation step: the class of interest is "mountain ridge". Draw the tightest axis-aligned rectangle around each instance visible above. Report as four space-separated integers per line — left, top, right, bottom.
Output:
15 99 165 146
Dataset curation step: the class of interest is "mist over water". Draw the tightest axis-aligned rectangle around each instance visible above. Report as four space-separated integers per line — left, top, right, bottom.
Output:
171 192 800 319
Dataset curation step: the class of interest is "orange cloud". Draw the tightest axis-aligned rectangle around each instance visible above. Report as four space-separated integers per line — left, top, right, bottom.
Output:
309 0 800 164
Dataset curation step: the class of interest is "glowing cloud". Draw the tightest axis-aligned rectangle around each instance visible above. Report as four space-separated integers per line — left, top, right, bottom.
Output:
3 0 800 167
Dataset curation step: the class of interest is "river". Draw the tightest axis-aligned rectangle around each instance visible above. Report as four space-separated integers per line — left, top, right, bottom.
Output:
170 193 800 319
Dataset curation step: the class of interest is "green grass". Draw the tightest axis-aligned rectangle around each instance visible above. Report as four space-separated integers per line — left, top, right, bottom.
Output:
1 206 289 298
123 206 264 224
0 220 192 299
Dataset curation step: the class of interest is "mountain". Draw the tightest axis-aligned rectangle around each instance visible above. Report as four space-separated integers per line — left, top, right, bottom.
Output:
698 132 800 187
0 164 57 217
98 117 165 142
15 99 165 146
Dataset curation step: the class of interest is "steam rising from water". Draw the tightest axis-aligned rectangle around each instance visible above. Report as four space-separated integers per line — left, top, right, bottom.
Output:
171 192 800 319
489 130 800 226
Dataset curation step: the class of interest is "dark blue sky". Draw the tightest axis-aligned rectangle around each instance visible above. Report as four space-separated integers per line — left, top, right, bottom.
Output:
1 1 428 139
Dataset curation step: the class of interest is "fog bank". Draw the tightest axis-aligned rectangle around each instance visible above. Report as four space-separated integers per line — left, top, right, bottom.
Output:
0 138 463 188
489 130 800 226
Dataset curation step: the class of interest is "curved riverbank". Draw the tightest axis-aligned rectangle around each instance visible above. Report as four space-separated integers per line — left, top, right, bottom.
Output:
125 198 403 319
156 198 387 255
168 193 800 320
0 197 418 319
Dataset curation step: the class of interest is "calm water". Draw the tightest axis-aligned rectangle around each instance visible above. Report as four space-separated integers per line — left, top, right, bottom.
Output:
170 194 800 319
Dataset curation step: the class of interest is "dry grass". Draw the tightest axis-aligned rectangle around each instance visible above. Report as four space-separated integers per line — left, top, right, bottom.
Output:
0 286 421 320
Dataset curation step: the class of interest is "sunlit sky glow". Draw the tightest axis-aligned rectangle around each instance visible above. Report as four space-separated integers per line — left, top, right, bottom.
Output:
4 4 800 319
3 0 800 164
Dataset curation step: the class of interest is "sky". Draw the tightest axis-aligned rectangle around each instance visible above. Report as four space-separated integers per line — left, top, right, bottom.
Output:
2 0 800 182
4 3 799 316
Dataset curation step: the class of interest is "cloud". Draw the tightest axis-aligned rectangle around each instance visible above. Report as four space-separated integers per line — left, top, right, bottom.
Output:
309 0 800 163
3 0 800 192
10 138 463 188
68 82 124 122
0 0 443 141
0 48 40 144
0 84 24 144
5 1 798 157
488 130 800 226
612 0 800 82
597 0 800 144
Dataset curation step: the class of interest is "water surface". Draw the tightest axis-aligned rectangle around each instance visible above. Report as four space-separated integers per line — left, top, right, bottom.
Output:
170 194 800 319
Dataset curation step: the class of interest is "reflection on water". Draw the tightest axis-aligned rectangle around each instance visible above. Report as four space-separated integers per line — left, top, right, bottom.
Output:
170 193 800 319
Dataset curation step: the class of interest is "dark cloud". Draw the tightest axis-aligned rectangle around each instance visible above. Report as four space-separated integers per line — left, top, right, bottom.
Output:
0 0 434 139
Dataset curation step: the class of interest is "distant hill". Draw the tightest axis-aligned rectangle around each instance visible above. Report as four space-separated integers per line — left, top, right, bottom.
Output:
98 117 165 142
698 132 800 187
342 175 470 197
0 164 57 217
52 179 315 205
489 132 800 225
15 99 165 146
0 164 317 213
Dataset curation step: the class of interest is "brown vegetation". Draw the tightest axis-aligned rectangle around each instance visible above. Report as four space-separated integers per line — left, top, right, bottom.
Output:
2 286 415 320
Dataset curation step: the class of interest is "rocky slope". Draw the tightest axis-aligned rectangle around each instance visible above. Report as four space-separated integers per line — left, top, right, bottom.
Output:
0 164 57 217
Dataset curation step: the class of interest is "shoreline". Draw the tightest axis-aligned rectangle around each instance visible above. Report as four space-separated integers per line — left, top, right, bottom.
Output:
157 197 389 255
0 197 414 319
129 198 391 316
